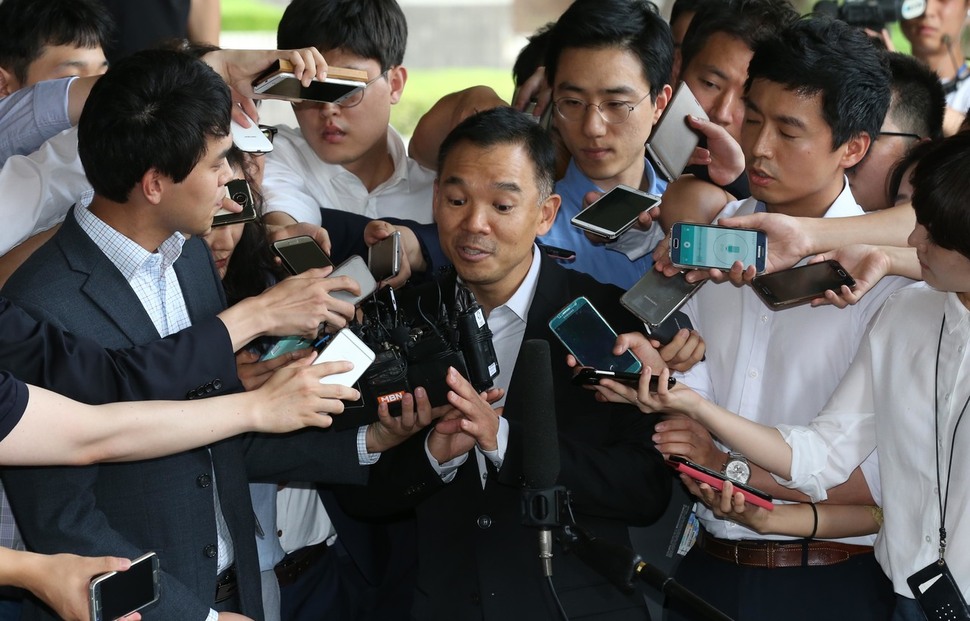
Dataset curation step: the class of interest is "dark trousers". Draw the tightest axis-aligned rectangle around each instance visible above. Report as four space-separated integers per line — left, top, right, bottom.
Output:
892 595 928 621
0 598 20 621
664 544 895 621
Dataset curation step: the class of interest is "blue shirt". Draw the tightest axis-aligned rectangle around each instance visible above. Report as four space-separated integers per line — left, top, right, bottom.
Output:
539 158 667 289
0 77 74 165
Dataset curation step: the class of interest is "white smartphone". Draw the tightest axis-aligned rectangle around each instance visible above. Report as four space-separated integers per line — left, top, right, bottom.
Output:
328 255 379 306
646 81 709 182
570 185 661 240
89 552 160 621
368 231 401 280
669 221 768 273
230 110 273 154
313 328 376 387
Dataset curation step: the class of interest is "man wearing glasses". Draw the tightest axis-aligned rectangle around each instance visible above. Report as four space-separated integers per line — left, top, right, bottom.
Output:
535 0 673 289
261 0 436 229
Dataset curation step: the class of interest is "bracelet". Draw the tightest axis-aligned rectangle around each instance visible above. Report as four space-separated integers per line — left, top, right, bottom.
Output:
808 502 818 540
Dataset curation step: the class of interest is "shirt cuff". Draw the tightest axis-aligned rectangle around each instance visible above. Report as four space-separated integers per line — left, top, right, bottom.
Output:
205 609 219 621
425 437 468 483
357 426 381 465
482 417 510 469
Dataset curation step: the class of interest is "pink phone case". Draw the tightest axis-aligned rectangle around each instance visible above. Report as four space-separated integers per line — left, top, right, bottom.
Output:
668 458 775 511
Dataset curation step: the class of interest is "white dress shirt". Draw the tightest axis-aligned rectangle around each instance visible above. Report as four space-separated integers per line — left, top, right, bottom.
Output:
780 285 970 598
262 124 435 225
678 181 910 544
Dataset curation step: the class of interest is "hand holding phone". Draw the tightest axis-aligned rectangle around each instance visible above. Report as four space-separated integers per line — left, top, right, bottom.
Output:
570 185 661 240
213 179 257 227
549 296 641 373
667 455 774 511
751 260 855 309
571 367 676 391
313 329 376 387
272 236 334 275
89 552 160 621
669 221 767 273
252 60 368 104
327 255 378 306
368 231 402 280
621 269 703 329
646 81 709 181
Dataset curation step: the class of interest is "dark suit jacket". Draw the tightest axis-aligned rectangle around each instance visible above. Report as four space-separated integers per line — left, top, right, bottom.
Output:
345 255 671 620
1 208 367 621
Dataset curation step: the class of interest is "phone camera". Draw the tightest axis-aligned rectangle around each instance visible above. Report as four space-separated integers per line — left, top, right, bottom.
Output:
231 192 249 205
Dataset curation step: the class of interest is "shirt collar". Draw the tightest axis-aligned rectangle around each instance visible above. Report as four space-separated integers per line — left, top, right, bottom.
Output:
457 245 542 323
944 291 970 336
558 157 667 199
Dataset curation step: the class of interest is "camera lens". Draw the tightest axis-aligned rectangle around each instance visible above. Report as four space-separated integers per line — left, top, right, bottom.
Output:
232 192 248 205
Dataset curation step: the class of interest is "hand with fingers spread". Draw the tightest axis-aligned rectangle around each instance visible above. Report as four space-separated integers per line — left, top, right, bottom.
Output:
427 368 504 464
807 244 906 309
251 357 361 432
248 270 358 338
366 387 437 453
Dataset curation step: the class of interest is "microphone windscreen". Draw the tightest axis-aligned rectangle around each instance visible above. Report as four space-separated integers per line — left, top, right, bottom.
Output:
508 339 560 488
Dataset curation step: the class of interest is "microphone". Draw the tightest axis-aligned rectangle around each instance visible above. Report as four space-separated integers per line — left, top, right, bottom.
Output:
512 339 560 577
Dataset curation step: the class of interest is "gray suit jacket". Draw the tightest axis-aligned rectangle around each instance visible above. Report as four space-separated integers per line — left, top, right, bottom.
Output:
1 208 367 621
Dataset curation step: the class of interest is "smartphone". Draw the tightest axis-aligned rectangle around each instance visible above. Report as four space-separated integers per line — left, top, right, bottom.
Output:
751 260 856 310
644 310 695 347
570 185 661 240
313 328 376 387
621 269 704 328
571 367 676 391
327 255 379 306
229 110 273 154
272 236 334 275
666 455 775 511
535 242 576 262
212 179 257 227
669 221 768 273
548 296 642 373
252 61 367 105
646 81 710 182
259 335 314 362
89 552 160 621
368 231 401 280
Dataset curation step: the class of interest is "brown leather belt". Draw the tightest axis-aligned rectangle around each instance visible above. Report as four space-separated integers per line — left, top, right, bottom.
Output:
698 532 873 568
274 541 329 588
214 564 238 603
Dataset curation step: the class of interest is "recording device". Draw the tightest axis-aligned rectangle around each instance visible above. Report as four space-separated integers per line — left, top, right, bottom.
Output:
271 236 334 275
811 0 925 33
621 268 704 329
252 60 368 105
212 179 257 227
368 231 402 280
752 260 856 309
350 273 500 412
89 552 160 621
570 185 661 240
571 368 676 392
667 455 774 511
548 296 642 373
669 221 767 273
646 82 709 182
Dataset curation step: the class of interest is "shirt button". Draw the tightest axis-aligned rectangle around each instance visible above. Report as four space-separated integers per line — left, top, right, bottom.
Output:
203 544 217 558
476 515 492 529
197 474 212 488
748 369 759 379
926 535 933 543
213 379 223 390
760 315 768 323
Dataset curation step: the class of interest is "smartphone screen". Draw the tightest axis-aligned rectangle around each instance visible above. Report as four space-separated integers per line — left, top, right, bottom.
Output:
666 456 775 511
90 552 159 621
548 296 641 373
571 186 661 239
368 231 401 280
621 269 704 328
752 260 856 309
272 236 334 275
254 73 365 104
213 179 257 227
669 222 767 272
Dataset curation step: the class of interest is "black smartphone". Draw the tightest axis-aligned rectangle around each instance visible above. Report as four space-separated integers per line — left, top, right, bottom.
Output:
89 552 160 621
666 456 774 511
621 269 704 328
271 235 334 275
669 221 768 273
644 310 695 347
570 185 661 240
368 231 401 280
571 367 676 391
212 179 257 227
548 296 642 373
751 260 856 309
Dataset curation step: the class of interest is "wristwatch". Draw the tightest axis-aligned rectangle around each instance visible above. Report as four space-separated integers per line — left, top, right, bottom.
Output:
723 452 751 484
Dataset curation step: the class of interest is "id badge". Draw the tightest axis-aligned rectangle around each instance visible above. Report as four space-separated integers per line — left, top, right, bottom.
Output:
907 560 970 621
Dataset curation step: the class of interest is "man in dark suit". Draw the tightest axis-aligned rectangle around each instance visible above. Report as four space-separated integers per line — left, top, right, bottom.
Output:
348 107 672 620
1 50 375 621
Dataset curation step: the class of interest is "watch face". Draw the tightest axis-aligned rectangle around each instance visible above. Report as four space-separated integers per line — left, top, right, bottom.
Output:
725 460 751 484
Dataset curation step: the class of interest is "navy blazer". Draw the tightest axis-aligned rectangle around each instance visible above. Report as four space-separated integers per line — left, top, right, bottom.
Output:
343 255 671 620
1 208 367 621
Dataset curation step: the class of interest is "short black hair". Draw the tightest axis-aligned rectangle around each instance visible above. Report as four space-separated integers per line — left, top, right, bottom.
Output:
513 22 555 89
277 0 407 72
746 17 890 150
887 139 939 206
0 0 113 84
78 49 232 204
679 0 797 80
670 0 719 28
911 134 970 259
437 107 556 200
544 0 673 100
886 53 945 141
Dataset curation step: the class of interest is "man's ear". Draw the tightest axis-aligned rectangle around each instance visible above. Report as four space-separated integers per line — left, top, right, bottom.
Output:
651 83 674 124
0 66 20 98
536 193 562 237
840 132 871 169
388 65 407 105
139 169 166 205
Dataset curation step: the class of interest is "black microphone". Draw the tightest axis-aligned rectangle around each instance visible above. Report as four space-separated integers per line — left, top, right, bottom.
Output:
513 339 559 577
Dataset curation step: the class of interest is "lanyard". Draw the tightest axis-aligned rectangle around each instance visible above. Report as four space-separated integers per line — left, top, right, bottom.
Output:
933 314 970 563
